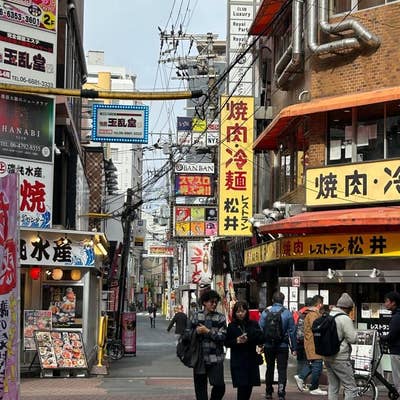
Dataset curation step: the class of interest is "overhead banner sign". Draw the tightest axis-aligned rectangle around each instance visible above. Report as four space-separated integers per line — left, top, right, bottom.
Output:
91 104 149 144
218 96 254 236
306 159 400 206
146 246 174 258
174 206 218 237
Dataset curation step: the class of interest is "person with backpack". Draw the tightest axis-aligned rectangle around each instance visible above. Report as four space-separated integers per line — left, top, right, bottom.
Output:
167 305 187 344
189 289 227 400
318 293 358 400
294 295 327 396
225 301 265 400
294 297 313 375
259 291 296 400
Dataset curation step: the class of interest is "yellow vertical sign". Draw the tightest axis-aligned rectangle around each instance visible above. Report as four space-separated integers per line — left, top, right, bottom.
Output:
218 96 254 236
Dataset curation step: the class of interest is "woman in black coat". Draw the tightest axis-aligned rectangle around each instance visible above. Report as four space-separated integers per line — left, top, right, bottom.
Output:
225 301 265 400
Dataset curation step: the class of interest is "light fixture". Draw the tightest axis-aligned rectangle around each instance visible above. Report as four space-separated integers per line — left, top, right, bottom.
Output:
70 269 82 281
369 268 381 279
52 268 63 280
29 267 41 280
327 268 336 279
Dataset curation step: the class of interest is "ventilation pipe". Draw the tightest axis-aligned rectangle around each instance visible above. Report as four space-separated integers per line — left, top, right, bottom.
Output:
307 0 380 54
275 0 304 89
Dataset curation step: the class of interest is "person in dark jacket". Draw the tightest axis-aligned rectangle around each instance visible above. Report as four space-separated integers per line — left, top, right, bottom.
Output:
383 291 400 394
167 306 188 343
259 291 297 400
225 301 264 400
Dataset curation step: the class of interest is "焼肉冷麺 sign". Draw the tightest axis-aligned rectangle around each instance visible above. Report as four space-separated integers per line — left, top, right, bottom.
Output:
306 159 400 206
218 96 254 236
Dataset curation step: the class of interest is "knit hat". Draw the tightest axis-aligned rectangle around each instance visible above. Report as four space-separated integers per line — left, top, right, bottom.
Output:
336 293 354 308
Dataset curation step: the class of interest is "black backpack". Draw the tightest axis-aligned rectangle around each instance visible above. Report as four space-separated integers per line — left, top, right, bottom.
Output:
296 311 306 344
312 313 345 356
176 328 200 368
263 308 284 344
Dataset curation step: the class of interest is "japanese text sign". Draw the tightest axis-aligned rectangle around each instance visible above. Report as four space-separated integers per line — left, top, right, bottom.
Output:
219 96 254 236
91 104 149 144
306 159 400 206
174 174 213 197
0 173 19 399
187 241 212 285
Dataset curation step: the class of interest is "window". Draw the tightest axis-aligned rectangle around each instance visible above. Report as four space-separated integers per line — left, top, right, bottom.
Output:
332 0 393 14
327 109 352 164
386 101 400 158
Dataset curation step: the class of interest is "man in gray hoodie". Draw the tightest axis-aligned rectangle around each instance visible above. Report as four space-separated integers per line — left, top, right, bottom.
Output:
324 293 358 400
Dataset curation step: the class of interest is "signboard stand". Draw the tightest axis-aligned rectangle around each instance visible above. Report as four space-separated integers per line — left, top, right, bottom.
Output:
34 330 88 378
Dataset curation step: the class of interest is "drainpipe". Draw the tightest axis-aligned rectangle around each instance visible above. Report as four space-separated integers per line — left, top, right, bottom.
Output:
275 0 304 90
307 0 380 54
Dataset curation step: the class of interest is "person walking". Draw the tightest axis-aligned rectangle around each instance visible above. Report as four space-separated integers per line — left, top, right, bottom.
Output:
383 291 400 394
167 305 188 343
225 301 265 400
294 294 327 396
293 297 313 375
324 293 358 400
189 289 227 400
148 303 157 328
259 291 296 400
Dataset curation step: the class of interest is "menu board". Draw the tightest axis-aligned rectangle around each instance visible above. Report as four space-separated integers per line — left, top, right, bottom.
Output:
351 330 377 374
34 330 88 370
24 310 52 350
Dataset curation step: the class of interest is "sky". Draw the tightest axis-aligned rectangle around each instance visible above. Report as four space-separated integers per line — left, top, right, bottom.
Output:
83 1 228 209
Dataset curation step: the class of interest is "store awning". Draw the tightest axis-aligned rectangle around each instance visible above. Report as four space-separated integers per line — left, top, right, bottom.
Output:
258 206 400 235
254 86 400 150
249 0 287 36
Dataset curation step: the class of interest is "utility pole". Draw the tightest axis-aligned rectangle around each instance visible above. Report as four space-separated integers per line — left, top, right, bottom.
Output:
115 189 143 340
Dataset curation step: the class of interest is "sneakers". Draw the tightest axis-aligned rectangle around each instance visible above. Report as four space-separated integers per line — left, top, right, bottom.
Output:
310 388 328 395
294 375 305 392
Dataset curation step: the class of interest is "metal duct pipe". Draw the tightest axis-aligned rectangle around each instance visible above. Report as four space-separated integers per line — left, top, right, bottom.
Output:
275 0 304 89
307 0 380 54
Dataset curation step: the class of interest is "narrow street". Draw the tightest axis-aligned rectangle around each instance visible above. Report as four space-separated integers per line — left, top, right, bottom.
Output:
21 314 330 399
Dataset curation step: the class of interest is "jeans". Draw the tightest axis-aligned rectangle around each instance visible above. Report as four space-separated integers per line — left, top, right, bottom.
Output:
296 346 308 375
193 362 225 400
265 347 289 399
325 359 358 400
299 359 323 390
390 354 400 394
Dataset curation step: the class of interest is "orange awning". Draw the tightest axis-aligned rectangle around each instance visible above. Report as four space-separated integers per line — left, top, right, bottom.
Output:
258 206 400 235
249 0 287 36
254 86 400 151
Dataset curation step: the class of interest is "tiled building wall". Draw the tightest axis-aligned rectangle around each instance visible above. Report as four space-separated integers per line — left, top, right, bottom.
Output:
311 3 400 97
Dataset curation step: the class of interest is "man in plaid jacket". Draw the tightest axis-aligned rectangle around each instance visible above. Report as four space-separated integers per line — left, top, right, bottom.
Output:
189 290 227 400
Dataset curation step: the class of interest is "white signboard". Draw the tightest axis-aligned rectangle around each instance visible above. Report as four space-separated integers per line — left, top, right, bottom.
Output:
175 163 215 174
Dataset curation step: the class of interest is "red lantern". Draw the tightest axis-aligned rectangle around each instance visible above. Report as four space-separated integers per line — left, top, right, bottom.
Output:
29 267 41 280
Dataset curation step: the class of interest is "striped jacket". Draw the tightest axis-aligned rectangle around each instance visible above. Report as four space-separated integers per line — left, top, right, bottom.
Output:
190 310 227 365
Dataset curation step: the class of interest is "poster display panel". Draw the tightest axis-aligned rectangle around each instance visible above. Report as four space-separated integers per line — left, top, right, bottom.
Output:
24 310 52 350
34 330 88 369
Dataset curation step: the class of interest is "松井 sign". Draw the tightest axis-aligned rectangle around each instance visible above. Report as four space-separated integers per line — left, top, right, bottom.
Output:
218 96 254 236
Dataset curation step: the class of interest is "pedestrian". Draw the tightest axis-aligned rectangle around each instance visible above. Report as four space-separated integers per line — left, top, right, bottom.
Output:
189 289 227 400
382 291 400 394
225 300 265 400
294 295 327 395
148 303 157 328
293 297 313 375
259 291 296 400
167 305 188 343
324 293 358 400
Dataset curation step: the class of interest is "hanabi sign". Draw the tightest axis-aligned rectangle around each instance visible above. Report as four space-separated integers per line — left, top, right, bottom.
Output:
218 96 253 236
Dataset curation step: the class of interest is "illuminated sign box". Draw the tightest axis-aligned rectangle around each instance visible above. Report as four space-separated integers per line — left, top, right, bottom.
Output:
91 104 149 144
174 174 213 197
174 206 218 237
